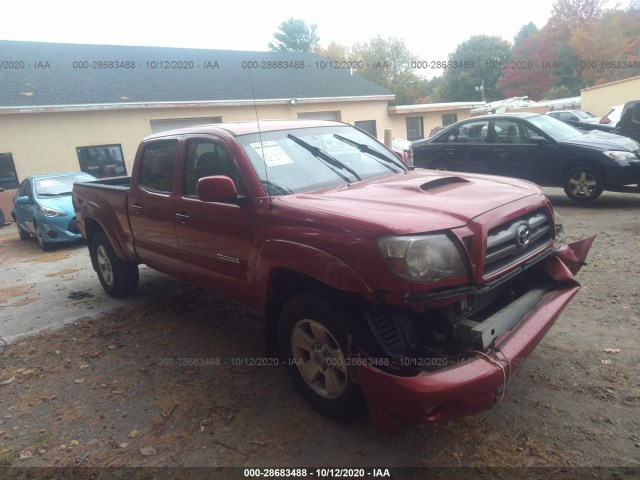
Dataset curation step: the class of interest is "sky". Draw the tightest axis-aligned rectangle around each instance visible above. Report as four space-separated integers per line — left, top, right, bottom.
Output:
1 0 630 77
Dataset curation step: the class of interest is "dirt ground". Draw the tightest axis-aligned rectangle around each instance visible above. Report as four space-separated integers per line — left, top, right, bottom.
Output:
1 187 639 477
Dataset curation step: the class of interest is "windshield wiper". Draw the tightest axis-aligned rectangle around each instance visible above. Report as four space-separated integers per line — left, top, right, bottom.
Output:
333 134 406 171
287 134 362 182
37 193 61 197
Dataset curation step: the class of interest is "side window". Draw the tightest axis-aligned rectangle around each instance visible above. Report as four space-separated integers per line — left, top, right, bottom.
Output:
183 140 244 197
448 120 490 144
138 140 178 193
18 180 30 197
494 120 525 144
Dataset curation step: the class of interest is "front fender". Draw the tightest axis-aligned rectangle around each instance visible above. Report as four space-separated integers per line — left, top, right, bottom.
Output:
255 239 376 311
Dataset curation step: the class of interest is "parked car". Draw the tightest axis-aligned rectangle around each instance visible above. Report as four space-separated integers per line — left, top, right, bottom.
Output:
547 110 601 124
12 172 96 250
428 126 446 138
73 120 593 430
609 100 640 143
412 113 640 202
600 105 623 125
546 110 611 132
0 187 5 227
378 137 412 164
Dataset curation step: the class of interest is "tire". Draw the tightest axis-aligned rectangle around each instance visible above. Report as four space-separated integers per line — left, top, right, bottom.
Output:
278 294 365 420
36 225 53 251
89 232 139 297
563 166 604 202
17 224 30 241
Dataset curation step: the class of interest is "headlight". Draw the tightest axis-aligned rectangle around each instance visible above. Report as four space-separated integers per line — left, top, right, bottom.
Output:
603 150 638 162
40 206 67 217
378 233 468 282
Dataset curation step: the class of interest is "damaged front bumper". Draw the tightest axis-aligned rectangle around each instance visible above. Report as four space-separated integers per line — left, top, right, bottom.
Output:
357 236 594 433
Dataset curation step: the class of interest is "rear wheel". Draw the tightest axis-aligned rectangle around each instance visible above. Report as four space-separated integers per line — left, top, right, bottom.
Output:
90 232 139 297
278 294 364 420
563 166 604 202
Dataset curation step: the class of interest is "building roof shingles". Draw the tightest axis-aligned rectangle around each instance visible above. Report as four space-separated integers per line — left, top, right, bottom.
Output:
0 41 394 108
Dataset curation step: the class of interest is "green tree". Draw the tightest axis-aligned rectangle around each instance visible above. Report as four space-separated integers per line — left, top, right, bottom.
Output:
514 22 539 43
550 44 584 95
440 35 512 102
317 36 430 105
268 18 319 53
543 85 573 99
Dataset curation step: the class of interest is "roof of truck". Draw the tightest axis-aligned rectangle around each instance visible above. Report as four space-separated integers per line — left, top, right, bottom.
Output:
144 120 347 139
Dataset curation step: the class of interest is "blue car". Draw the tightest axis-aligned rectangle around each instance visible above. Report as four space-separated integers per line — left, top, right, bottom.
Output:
12 172 96 250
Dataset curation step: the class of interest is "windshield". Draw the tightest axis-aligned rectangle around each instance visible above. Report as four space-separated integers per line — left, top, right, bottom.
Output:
34 174 95 196
527 114 583 142
237 125 406 195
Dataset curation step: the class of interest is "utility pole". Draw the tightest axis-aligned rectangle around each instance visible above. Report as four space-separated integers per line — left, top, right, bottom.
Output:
475 80 486 102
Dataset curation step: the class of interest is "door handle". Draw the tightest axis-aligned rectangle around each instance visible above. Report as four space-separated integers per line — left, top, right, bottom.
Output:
131 203 142 215
175 212 189 224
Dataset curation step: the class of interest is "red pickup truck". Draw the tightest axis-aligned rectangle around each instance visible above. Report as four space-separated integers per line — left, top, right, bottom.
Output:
72 120 593 432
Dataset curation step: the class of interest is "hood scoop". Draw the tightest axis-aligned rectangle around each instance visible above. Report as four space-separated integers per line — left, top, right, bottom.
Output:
420 176 470 192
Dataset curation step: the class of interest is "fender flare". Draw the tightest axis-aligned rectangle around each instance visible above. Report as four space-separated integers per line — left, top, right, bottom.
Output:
255 239 375 311
80 200 138 264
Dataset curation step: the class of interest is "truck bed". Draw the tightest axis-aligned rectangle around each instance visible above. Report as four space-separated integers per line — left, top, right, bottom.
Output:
81 176 131 190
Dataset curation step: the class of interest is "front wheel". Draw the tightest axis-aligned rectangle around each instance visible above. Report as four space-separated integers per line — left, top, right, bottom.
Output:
36 225 53 251
90 232 139 297
17 224 30 241
278 294 364 420
563 166 604 202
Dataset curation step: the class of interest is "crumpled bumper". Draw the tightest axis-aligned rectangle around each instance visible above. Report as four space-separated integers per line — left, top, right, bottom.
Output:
357 236 595 433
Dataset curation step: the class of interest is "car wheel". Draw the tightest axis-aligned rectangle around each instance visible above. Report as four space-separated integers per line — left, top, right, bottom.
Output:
278 294 364 420
90 232 139 297
36 225 53 251
17 224 30 241
563 166 604 202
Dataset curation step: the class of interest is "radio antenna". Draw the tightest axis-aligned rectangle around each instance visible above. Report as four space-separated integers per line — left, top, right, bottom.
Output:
248 69 273 210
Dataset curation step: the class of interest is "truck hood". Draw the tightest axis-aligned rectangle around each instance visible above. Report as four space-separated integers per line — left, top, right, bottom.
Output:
561 131 640 151
277 170 541 234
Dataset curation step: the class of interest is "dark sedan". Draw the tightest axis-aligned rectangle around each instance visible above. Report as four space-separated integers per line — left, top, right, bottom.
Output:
412 113 640 202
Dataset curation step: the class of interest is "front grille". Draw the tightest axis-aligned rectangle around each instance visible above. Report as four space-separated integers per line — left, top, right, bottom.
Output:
67 217 79 234
485 210 552 276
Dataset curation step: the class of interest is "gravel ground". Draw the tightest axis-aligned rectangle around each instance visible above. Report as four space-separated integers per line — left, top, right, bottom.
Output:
0 187 639 478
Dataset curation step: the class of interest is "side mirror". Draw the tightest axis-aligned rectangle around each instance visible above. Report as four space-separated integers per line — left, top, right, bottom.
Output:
16 196 31 205
197 176 238 203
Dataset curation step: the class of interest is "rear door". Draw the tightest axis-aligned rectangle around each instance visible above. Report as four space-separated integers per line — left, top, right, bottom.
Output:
127 138 182 273
173 136 254 305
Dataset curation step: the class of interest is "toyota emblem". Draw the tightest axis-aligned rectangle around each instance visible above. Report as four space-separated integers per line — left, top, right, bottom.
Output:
515 224 531 249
